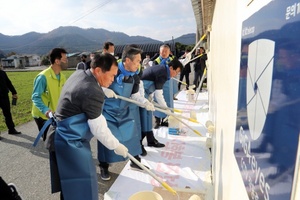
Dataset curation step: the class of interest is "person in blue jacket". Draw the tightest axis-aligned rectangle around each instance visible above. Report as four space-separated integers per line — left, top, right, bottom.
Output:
140 58 183 156
35 53 129 200
97 45 155 180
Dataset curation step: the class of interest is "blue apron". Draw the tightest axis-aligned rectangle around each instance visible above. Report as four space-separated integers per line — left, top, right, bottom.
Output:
55 113 98 200
33 113 97 199
129 103 141 136
172 78 178 96
140 80 156 132
153 79 173 118
97 80 142 163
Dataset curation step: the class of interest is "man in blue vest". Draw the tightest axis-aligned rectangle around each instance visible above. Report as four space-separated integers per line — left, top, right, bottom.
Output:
140 58 183 156
153 44 176 129
97 45 155 180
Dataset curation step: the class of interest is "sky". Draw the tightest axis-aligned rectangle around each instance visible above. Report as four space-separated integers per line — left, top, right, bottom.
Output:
0 0 196 41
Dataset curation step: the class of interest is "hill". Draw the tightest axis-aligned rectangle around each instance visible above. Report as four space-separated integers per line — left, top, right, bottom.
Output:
165 33 196 45
0 26 196 55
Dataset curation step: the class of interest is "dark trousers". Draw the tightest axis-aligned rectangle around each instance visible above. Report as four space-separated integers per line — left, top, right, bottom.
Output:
0 176 13 199
0 95 15 131
178 71 190 90
34 117 47 131
193 70 204 89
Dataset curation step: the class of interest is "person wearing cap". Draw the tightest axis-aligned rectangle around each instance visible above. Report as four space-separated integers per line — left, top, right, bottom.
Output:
76 54 87 70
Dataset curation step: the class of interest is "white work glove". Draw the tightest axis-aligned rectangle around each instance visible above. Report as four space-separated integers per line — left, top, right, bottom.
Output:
102 87 118 98
45 110 54 118
145 101 155 111
114 143 128 158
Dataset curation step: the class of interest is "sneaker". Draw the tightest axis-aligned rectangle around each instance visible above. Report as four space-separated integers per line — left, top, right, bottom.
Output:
160 121 169 127
100 167 111 181
148 139 165 148
8 183 22 200
130 161 150 171
160 118 168 127
140 145 147 156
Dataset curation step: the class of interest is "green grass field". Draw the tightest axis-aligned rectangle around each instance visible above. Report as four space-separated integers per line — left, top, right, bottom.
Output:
0 69 75 131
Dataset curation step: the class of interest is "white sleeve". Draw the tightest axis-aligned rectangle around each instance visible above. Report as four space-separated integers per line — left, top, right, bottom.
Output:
130 81 148 104
87 114 119 150
138 81 145 98
154 89 168 108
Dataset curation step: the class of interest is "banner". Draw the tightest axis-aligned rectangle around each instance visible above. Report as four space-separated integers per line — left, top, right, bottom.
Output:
235 0 300 199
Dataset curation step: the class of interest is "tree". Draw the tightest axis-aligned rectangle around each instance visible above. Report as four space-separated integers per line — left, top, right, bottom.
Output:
7 52 17 57
41 55 50 65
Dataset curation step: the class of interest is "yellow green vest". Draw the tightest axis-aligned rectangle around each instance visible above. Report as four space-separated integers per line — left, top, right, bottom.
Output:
154 55 174 64
31 67 66 120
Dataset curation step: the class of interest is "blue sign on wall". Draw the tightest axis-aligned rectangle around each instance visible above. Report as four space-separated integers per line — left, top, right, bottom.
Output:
235 0 300 199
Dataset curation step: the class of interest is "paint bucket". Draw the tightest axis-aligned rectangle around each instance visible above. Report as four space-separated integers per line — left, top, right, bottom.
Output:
168 115 181 135
189 194 202 200
129 191 163 200
186 89 195 101
168 115 180 129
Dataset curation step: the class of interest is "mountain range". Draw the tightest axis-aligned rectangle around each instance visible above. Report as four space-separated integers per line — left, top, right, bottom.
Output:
0 26 196 56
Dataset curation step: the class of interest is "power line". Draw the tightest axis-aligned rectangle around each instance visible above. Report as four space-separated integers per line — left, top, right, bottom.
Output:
68 0 113 25
0 0 113 52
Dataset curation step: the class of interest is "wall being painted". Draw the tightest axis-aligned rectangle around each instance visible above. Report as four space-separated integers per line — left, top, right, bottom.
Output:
207 0 245 199
205 0 300 199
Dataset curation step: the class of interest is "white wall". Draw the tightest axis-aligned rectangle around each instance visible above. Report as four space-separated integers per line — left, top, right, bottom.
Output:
207 0 272 199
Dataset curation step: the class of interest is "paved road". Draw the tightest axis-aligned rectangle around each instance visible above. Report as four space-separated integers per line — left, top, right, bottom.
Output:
0 120 127 200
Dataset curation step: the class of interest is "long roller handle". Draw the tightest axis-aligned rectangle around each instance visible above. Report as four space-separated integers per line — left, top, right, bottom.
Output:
152 101 182 113
127 153 177 195
194 67 207 105
181 33 207 66
116 95 198 123
172 77 187 85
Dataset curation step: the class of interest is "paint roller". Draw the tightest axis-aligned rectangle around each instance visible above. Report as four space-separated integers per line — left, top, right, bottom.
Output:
205 120 215 134
127 153 178 196
171 115 203 136
205 120 214 148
